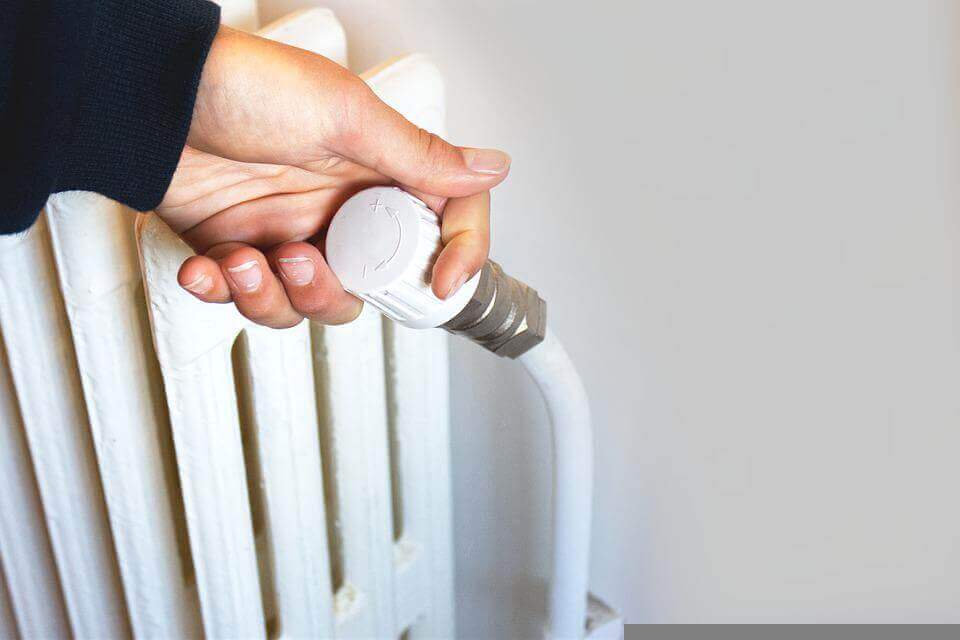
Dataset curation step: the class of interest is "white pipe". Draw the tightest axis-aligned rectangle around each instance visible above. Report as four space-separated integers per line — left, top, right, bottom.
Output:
519 328 593 640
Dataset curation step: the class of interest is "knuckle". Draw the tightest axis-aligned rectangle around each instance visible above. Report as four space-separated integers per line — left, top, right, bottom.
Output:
418 128 438 155
417 128 453 168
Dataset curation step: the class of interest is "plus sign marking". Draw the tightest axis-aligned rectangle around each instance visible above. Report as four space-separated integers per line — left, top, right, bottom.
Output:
365 197 404 278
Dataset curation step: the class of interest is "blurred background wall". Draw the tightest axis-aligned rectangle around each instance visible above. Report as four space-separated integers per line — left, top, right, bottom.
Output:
262 0 960 633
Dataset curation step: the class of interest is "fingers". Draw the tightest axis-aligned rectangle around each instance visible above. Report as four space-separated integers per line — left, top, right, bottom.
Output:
179 244 303 329
432 191 491 299
179 241 364 328
333 83 511 198
269 242 364 325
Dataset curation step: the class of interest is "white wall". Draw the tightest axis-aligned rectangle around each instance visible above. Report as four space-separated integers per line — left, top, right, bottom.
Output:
261 0 960 633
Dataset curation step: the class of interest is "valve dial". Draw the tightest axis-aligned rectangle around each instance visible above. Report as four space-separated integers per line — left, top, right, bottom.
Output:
326 186 481 329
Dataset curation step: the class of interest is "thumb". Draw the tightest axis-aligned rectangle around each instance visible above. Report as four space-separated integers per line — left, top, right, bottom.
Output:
333 84 511 197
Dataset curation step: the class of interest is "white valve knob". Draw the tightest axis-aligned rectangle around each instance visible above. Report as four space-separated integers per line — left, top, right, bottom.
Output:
326 186 480 329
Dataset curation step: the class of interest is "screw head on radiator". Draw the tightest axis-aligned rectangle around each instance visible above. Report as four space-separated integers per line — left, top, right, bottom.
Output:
326 186 480 329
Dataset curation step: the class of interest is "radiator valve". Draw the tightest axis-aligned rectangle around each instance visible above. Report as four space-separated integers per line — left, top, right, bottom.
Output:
326 186 546 358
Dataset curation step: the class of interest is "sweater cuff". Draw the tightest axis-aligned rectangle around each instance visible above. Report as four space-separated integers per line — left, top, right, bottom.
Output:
55 0 221 211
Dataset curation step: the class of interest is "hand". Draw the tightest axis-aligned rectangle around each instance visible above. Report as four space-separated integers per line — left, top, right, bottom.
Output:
156 26 509 328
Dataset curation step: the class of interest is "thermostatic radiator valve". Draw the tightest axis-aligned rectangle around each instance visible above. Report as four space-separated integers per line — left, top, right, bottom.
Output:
326 186 546 358
328 185 620 639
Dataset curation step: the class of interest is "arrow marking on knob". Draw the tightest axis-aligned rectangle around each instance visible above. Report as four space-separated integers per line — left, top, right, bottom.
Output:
376 206 403 271
362 198 403 277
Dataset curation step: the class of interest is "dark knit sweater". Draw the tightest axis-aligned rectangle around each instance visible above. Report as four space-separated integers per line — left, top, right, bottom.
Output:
0 0 221 234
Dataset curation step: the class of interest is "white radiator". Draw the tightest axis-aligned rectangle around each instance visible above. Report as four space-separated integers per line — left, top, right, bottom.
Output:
0 4 455 638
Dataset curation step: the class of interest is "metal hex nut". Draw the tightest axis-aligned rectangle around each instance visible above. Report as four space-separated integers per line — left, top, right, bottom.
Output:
493 289 546 359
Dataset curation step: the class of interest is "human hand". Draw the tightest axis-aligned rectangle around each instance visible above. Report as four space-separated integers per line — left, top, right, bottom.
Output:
156 26 509 328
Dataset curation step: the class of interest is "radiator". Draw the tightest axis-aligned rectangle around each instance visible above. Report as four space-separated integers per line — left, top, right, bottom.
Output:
0 4 456 638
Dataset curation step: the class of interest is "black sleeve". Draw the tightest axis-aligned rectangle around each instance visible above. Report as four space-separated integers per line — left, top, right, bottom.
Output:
0 0 221 234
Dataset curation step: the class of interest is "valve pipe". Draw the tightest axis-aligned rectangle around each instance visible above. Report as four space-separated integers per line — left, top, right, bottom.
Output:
519 329 593 640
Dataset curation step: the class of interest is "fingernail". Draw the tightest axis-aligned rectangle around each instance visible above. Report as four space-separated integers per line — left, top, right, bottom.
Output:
278 256 316 286
226 260 262 292
183 274 212 294
444 272 469 299
464 148 511 175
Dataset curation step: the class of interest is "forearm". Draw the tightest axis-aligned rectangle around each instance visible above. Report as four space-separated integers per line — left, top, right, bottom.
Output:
0 0 221 234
